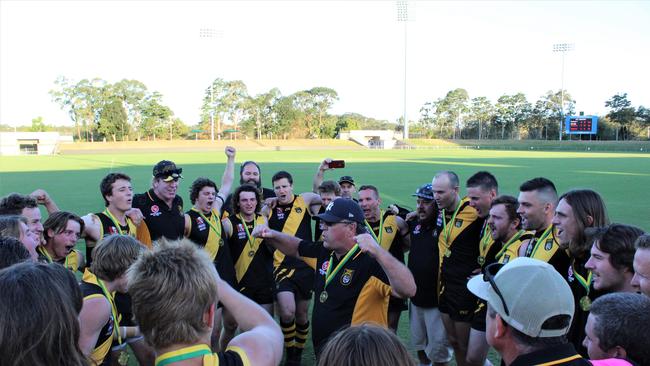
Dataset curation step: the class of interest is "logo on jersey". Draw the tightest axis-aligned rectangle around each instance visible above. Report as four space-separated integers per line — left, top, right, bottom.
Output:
502 255 511 264
567 265 575 282
295 207 302 214
455 219 463 228
237 224 247 239
385 226 393 234
340 269 354 286
108 226 118 235
195 217 206 231
319 260 329 276
276 208 285 220
436 213 443 227
150 205 161 217
545 239 553 251
413 224 421 234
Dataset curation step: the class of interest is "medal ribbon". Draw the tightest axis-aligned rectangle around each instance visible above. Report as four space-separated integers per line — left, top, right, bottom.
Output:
237 214 256 251
191 208 222 238
103 208 128 235
324 244 359 289
571 259 592 296
96 277 122 345
528 225 554 257
155 344 212 366
440 201 462 247
494 230 525 262
38 246 70 269
364 210 384 246
478 220 492 257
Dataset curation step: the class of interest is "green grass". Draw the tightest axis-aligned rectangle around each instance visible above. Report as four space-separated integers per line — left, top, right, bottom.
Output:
1 147 649 365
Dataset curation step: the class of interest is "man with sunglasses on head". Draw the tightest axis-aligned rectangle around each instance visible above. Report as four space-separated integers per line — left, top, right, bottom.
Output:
133 160 186 247
468 258 592 365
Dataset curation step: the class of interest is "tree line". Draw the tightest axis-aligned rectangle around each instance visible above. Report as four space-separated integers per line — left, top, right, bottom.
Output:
6 77 646 141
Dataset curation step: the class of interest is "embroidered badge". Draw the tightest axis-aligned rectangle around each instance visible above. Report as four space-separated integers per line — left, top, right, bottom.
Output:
385 226 393 234
455 219 463 228
340 269 354 285
545 239 553 251
319 260 329 276
295 207 302 214
150 205 161 217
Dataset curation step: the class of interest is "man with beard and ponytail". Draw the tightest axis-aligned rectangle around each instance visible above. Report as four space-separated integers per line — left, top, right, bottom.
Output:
267 170 322 366
432 171 483 366
220 184 275 350
552 189 609 355
517 178 570 275
223 160 276 216
407 183 452 366
358 184 410 333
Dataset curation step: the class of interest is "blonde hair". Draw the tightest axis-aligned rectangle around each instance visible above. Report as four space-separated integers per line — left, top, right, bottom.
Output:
318 324 416 366
91 234 145 281
127 238 219 350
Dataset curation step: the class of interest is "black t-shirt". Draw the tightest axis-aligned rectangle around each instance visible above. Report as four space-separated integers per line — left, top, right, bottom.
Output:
407 219 439 308
298 240 392 350
566 256 599 357
133 189 184 245
510 343 592 366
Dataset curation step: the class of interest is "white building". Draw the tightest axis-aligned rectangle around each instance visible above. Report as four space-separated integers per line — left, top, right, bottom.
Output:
338 130 402 149
0 132 72 155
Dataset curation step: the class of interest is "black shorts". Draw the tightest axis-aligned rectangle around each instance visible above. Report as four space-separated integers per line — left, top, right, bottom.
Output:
114 292 135 326
470 299 487 332
274 265 314 301
438 282 477 322
241 285 275 305
388 295 408 312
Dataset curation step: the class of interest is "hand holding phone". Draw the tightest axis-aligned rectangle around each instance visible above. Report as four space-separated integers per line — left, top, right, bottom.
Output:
328 160 345 169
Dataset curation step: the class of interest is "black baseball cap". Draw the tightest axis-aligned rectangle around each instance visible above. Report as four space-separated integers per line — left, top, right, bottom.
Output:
316 198 364 224
153 160 183 182
412 183 435 200
338 176 355 186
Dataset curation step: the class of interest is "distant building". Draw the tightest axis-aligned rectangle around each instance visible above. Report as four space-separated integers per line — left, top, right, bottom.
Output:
338 130 402 149
0 132 72 155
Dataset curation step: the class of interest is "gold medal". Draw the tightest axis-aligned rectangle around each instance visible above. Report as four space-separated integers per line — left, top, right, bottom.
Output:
118 351 129 366
580 295 591 311
477 256 485 265
444 249 451 257
248 250 255 257
319 290 328 303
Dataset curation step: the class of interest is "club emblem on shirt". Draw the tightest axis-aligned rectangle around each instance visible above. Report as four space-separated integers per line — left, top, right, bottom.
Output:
455 219 463 228
319 261 329 276
567 265 575 282
295 207 302 214
108 226 118 235
150 205 161 217
413 224 421 234
276 208 285 220
385 226 393 234
502 255 510 264
196 217 206 231
545 239 553 251
340 269 354 286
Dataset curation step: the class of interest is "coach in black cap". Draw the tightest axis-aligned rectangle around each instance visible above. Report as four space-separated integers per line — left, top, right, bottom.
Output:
252 198 416 357
132 160 185 246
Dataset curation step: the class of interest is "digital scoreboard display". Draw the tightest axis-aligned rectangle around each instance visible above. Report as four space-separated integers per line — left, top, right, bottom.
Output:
565 116 598 135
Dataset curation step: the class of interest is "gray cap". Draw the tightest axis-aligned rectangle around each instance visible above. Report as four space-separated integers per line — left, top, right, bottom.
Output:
467 257 574 338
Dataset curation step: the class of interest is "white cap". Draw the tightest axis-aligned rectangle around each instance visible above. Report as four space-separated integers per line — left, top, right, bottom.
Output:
467 257 574 338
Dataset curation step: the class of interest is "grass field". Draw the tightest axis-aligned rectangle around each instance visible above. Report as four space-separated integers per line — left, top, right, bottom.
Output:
1 147 649 365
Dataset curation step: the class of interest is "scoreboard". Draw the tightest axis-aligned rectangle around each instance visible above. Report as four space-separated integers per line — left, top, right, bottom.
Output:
565 116 598 135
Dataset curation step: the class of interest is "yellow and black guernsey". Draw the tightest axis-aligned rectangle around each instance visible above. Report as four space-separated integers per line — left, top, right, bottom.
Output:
523 225 570 275
267 195 316 285
80 269 118 366
86 210 137 267
187 208 237 286
226 214 274 301
297 240 392 352
37 246 83 273
154 344 250 366
366 210 407 312
493 230 533 265
133 189 185 248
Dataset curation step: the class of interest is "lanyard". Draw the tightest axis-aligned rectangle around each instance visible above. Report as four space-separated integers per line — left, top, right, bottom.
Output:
324 244 359 289
479 220 492 257
191 208 222 238
96 277 122 345
528 225 554 257
494 230 525 262
572 259 592 295
39 246 69 268
237 214 256 250
103 208 128 235
155 344 212 366
441 201 462 245
364 210 384 245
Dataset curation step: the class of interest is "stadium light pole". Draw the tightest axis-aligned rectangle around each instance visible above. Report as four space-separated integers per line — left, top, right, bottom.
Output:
553 43 574 141
397 1 409 140
200 27 223 141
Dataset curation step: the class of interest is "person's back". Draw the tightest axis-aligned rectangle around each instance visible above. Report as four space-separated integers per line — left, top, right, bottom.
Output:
127 238 282 366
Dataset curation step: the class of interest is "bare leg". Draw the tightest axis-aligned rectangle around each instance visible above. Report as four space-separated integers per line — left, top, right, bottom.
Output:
466 329 492 366
441 313 471 366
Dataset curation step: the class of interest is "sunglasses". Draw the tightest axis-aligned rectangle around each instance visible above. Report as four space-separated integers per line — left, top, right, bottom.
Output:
483 262 510 316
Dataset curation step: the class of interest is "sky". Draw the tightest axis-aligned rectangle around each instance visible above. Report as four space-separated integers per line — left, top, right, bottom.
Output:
1 0 649 127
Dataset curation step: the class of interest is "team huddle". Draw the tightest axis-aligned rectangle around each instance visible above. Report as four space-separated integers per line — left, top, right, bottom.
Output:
1 147 649 366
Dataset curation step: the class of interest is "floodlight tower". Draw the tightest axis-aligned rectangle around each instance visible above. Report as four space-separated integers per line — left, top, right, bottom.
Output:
397 1 409 140
553 43 574 141
200 27 223 141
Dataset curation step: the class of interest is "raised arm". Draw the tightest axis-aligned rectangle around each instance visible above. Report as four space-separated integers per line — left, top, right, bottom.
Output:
217 276 283 366
30 189 59 214
355 233 416 299
216 146 236 213
395 216 411 251
312 158 332 193
251 224 301 258
301 191 322 216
